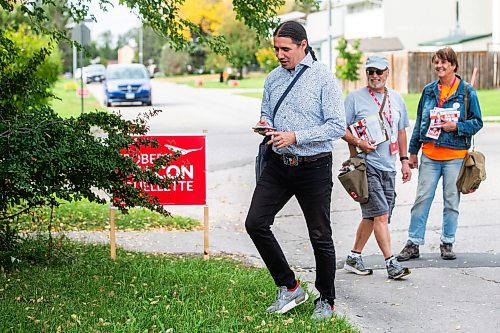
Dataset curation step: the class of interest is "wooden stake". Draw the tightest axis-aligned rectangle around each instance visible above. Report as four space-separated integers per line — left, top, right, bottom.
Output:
203 206 209 260
109 206 117 260
471 67 478 87
203 130 209 260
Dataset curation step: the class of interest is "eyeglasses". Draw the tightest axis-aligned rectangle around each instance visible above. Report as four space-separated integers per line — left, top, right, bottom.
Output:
366 68 387 75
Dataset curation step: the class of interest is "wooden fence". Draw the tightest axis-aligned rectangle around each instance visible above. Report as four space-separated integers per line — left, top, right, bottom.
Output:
338 51 500 94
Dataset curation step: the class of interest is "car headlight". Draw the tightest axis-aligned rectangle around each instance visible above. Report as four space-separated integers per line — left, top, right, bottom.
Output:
106 83 119 91
139 83 151 91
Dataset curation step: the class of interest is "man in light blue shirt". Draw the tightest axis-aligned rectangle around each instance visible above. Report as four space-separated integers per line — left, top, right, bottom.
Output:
259 44 345 157
342 55 412 280
245 21 345 321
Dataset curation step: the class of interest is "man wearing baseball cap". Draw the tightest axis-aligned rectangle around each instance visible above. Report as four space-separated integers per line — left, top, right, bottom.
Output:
341 54 412 279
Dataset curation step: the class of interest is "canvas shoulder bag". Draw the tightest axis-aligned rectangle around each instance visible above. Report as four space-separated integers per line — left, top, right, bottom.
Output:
338 157 369 203
456 83 486 194
255 65 308 182
338 89 388 203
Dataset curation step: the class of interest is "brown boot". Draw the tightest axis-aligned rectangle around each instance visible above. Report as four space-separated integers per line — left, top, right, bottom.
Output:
397 240 420 261
440 243 456 260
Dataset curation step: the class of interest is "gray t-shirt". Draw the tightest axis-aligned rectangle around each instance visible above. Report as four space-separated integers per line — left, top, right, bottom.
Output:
344 87 410 172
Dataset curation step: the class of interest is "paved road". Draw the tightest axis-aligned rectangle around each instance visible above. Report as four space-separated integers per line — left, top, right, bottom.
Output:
84 80 500 332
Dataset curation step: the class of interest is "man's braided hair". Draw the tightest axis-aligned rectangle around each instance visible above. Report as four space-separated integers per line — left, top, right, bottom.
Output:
273 21 317 61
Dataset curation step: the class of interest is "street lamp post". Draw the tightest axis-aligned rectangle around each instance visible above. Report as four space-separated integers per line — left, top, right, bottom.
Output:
79 23 84 114
328 0 333 72
71 20 91 114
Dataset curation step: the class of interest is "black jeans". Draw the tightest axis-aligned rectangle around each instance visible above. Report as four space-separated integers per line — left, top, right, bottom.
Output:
245 152 336 303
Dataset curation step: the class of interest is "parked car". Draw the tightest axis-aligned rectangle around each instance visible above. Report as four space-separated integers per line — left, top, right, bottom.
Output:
84 64 106 84
103 64 152 107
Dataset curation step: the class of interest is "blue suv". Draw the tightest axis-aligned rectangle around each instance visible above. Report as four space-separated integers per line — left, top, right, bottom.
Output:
104 64 152 106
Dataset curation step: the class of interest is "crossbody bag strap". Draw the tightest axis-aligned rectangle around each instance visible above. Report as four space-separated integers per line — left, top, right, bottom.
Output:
272 65 308 118
464 83 469 120
379 88 388 112
464 83 475 151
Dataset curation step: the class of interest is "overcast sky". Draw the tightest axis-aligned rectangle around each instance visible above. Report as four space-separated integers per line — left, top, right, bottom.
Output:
88 0 140 45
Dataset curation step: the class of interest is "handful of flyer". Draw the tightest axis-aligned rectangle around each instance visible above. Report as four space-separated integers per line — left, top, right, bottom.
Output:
425 107 460 139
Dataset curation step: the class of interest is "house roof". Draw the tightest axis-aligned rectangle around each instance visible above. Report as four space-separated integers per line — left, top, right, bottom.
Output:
333 0 382 7
358 37 404 52
418 33 492 46
309 36 403 52
277 11 307 23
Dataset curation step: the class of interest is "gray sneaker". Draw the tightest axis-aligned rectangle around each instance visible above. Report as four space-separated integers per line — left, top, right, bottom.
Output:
386 257 411 279
440 243 456 260
397 240 420 261
266 283 308 314
344 254 373 275
311 298 334 320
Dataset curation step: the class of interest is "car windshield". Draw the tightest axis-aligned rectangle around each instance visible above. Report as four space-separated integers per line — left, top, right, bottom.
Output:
107 67 148 80
86 65 104 74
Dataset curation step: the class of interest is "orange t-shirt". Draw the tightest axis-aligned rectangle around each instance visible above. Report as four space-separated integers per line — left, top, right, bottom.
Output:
422 78 468 160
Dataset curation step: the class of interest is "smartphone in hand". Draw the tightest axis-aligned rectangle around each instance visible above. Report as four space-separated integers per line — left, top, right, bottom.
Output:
252 126 276 131
253 126 276 136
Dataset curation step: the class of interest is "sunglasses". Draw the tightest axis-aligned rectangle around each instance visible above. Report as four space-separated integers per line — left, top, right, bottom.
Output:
366 68 387 75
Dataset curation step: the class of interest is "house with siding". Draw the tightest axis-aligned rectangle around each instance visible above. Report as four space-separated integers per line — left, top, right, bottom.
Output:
297 0 499 92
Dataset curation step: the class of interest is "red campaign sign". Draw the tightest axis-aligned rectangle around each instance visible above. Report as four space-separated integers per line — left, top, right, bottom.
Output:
122 135 206 205
76 88 89 97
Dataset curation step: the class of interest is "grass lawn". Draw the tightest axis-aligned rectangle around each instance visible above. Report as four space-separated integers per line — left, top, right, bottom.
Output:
162 73 266 89
238 91 264 99
402 89 500 119
50 79 105 118
236 87 500 120
14 199 200 232
0 241 358 333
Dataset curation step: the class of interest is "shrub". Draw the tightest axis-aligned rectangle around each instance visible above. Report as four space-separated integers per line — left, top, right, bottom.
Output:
5 24 62 87
160 45 190 75
335 37 363 82
1 29 181 227
256 47 279 73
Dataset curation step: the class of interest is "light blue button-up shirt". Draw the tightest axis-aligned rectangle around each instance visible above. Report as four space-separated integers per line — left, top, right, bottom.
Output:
261 52 346 156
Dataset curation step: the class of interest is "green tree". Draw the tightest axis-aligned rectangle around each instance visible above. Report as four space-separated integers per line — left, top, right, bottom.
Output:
0 0 72 72
256 46 279 73
335 37 363 82
205 52 228 73
141 26 168 66
5 25 62 87
0 29 180 219
96 30 117 65
46 0 73 73
288 0 320 16
219 18 259 78
160 45 190 75
0 0 312 223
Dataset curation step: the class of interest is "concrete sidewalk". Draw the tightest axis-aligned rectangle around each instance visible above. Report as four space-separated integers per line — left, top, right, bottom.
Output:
69 124 500 333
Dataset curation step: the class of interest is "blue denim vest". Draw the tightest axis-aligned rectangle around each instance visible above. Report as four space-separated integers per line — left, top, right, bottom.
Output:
408 76 483 155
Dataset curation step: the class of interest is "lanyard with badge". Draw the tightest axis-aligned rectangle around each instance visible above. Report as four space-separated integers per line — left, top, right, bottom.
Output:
367 87 399 155
437 76 457 107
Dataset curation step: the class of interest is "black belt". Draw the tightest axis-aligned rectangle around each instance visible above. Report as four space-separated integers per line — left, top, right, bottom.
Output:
273 151 331 166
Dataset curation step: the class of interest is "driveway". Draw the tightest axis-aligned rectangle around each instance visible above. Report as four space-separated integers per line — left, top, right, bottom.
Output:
84 79 500 332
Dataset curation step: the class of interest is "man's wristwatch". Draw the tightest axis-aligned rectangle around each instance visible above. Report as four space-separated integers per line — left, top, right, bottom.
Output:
400 156 409 161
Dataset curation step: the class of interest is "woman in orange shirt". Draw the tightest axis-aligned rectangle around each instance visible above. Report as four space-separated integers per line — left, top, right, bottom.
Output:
397 47 483 261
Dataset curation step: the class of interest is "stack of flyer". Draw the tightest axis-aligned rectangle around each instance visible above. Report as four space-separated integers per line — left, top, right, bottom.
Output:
425 107 460 139
349 112 389 146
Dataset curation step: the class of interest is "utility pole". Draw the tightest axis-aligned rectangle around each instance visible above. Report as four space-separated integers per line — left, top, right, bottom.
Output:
71 21 91 114
79 23 84 114
139 24 143 64
328 0 333 71
72 44 77 78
